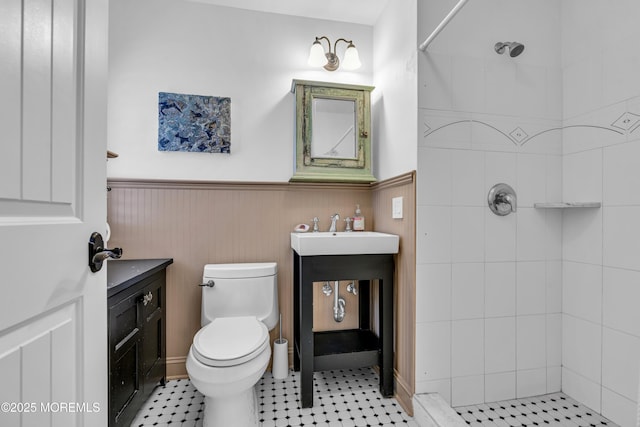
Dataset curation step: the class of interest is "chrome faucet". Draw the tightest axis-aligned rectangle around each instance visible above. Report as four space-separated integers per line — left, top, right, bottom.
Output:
501 193 517 213
488 183 517 216
329 213 340 232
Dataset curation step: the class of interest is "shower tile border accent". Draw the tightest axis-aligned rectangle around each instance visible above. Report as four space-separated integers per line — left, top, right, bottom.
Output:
419 95 640 157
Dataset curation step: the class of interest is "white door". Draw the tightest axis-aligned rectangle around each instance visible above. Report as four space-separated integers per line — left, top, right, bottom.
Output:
0 0 109 426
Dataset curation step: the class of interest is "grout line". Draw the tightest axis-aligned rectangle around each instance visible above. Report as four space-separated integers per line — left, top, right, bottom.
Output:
600 146 605 413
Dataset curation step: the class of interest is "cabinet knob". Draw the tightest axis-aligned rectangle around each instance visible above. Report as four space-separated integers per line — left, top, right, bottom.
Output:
142 291 153 306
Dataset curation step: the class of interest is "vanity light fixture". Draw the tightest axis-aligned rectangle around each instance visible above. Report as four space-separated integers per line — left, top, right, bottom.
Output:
308 36 362 71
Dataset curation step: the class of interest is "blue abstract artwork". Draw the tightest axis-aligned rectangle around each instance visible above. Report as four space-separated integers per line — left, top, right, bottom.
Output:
158 92 231 153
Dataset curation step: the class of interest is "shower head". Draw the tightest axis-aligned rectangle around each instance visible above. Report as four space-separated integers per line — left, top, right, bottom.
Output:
494 41 525 57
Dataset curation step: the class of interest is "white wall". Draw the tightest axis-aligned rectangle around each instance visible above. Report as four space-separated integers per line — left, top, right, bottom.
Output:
107 0 373 181
415 0 563 407
560 2 640 425
372 0 418 181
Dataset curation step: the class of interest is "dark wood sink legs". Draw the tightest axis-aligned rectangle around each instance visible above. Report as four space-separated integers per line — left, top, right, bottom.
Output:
293 252 395 408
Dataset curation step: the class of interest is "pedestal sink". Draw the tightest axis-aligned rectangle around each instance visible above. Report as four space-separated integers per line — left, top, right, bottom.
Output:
290 230 399 408
290 231 399 256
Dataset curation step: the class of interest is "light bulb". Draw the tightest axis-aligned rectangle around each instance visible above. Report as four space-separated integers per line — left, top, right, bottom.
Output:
341 43 361 70
308 41 327 67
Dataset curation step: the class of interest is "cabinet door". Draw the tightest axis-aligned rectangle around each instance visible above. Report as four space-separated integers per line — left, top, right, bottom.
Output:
141 276 166 387
291 80 375 183
109 293 142 426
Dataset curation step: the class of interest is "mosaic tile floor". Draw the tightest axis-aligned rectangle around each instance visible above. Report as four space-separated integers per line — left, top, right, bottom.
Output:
454 393 619 427
131 367 419 426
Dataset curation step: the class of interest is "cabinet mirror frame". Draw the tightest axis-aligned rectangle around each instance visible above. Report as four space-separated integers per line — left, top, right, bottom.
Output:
291 80 376 183
310 97 359 163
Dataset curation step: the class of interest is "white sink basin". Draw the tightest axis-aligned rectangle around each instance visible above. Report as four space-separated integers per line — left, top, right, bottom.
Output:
291 231 399 256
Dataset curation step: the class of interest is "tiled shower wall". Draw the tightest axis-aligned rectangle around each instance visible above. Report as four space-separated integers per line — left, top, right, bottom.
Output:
415 97 564 404
415 0 563 409
559 1 640 426
416 1 640 425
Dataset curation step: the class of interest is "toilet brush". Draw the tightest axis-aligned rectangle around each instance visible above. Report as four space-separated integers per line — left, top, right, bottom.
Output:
272 313 288 379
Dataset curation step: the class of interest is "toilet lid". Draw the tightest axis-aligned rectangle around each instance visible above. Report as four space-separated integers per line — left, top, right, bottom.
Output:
192 316 269 367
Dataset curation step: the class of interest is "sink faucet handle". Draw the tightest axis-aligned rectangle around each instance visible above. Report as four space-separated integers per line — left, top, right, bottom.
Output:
344 217 352 232
346 282 357 295
312 217 319 232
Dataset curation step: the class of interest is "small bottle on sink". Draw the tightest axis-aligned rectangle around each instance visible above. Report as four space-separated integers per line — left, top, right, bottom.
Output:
353 204 365 231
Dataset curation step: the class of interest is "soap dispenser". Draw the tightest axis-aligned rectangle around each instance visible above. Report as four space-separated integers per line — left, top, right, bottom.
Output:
353 204 365 231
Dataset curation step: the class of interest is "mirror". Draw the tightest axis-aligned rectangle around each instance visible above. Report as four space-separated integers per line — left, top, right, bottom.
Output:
290 80 375 183
311 98 357 159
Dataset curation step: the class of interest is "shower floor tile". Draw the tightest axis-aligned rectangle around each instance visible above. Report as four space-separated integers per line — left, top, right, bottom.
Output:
454 393 619 427
131 367 419 426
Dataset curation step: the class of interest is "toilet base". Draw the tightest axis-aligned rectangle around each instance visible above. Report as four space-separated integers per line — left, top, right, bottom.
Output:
186 345 270 427
203 387 259 427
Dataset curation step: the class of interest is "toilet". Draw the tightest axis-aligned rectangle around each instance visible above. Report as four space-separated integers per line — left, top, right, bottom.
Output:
186 262 279 427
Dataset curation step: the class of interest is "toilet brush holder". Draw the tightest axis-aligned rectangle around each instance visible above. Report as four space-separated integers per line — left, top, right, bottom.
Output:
272 338 288 380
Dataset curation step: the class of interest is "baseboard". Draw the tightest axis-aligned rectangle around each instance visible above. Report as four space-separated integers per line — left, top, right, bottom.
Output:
413 394 466 427
165 350 294 380
166 356 187 380
394 372 414 416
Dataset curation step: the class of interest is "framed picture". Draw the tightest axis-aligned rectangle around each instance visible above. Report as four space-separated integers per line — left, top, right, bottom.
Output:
158 92 231 153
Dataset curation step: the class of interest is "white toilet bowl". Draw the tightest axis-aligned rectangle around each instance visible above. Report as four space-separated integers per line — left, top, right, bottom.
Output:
186 263 279 427
187 316 271 427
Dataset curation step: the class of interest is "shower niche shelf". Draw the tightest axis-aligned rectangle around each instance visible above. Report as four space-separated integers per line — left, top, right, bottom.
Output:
534 202 601 209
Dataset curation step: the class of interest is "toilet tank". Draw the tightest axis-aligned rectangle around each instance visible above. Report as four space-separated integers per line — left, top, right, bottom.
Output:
201 262 278 330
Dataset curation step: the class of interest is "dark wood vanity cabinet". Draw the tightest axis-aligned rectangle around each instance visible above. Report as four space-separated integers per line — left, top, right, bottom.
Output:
141 280 165 388
107 259 172 427
109 291 143 427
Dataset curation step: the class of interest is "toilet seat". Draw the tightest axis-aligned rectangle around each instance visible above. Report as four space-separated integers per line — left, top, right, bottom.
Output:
192 316 269 367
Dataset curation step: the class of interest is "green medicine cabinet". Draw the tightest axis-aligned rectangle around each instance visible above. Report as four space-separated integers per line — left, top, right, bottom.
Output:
290 80 376 183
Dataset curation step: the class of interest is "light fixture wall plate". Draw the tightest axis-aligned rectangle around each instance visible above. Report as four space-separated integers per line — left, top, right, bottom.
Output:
324 52 340 71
